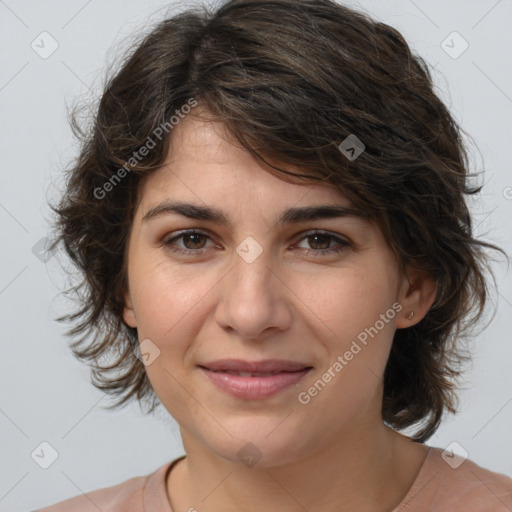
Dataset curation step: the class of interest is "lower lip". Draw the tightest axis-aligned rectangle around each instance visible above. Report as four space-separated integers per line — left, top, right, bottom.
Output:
199 367 312 399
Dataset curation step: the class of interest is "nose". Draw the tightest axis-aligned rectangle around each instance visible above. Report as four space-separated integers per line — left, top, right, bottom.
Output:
214 247 293 340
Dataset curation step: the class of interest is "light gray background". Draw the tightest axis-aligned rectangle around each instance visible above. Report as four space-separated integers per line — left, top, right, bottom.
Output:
1 0 511 510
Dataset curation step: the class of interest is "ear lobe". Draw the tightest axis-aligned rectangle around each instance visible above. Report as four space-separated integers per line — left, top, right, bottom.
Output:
395 267 437 329
123 291 137 328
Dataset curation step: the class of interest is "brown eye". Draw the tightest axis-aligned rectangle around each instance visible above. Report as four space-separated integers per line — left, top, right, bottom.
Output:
306 234 332 250
163 230 214 255
181 233 208 249
295 230 351 256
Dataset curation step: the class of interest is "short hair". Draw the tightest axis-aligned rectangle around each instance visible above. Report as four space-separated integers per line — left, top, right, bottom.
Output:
50 0 504 442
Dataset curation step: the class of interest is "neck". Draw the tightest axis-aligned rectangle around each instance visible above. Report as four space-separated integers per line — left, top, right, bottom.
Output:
167 422 428 512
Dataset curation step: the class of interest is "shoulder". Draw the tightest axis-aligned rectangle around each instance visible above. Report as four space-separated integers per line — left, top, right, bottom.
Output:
33 460 174 512
400 446 512 511
33 475 146 512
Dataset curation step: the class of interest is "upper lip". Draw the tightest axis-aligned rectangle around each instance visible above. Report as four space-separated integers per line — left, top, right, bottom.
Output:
199 359 312 373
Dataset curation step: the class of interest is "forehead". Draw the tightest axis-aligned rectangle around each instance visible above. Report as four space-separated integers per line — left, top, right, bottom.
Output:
136 115 352 215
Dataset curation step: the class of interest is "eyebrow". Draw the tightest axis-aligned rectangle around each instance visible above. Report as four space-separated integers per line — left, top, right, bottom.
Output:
141 200 369 226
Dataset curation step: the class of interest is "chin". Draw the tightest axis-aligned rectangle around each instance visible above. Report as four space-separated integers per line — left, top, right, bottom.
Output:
200 419 313 469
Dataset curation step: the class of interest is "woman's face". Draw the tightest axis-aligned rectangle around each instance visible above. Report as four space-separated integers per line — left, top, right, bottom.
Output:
123 115 423 466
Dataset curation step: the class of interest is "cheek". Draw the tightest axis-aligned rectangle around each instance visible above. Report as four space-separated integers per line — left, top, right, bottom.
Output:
129 257 214 338
290 262 399 402
127 262 210 408
289 261 399 342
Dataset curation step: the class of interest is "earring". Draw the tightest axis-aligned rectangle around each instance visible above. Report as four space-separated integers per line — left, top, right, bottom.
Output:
406 311 415 320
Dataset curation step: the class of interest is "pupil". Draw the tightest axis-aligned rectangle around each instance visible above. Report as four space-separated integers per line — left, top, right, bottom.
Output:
310 235 330 250
185 234 205 249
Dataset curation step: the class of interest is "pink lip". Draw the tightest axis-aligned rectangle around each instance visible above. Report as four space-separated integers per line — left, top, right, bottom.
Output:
198 359 312 400
200 358 310 373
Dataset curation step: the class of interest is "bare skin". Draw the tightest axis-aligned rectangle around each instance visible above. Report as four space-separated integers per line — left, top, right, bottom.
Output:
123 112 436 512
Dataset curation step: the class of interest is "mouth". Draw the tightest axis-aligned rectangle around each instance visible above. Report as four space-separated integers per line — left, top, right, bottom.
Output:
199 358 311 373
205 370 296 377
198 359 313 399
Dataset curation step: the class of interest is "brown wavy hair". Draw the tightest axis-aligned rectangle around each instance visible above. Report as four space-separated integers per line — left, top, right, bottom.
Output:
49 0 505 442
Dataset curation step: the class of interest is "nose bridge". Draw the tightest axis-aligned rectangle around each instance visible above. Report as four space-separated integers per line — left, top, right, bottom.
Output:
228 232 275 291
229 245 276 309
215 243 291 338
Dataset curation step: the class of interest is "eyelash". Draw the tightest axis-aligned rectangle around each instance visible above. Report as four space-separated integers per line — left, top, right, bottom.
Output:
162 229 351 257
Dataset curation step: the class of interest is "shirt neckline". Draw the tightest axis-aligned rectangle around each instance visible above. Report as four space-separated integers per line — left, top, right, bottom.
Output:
143 454 186 512
391 446 435 511
143 447 434 512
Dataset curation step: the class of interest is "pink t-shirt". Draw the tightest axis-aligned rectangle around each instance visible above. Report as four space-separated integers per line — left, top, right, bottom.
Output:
35 446 512 511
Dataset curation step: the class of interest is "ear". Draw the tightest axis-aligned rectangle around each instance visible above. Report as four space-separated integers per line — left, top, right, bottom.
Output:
395 266 437 329
123 290 138 328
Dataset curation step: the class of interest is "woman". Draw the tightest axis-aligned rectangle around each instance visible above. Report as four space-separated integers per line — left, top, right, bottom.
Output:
38 0 512 510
